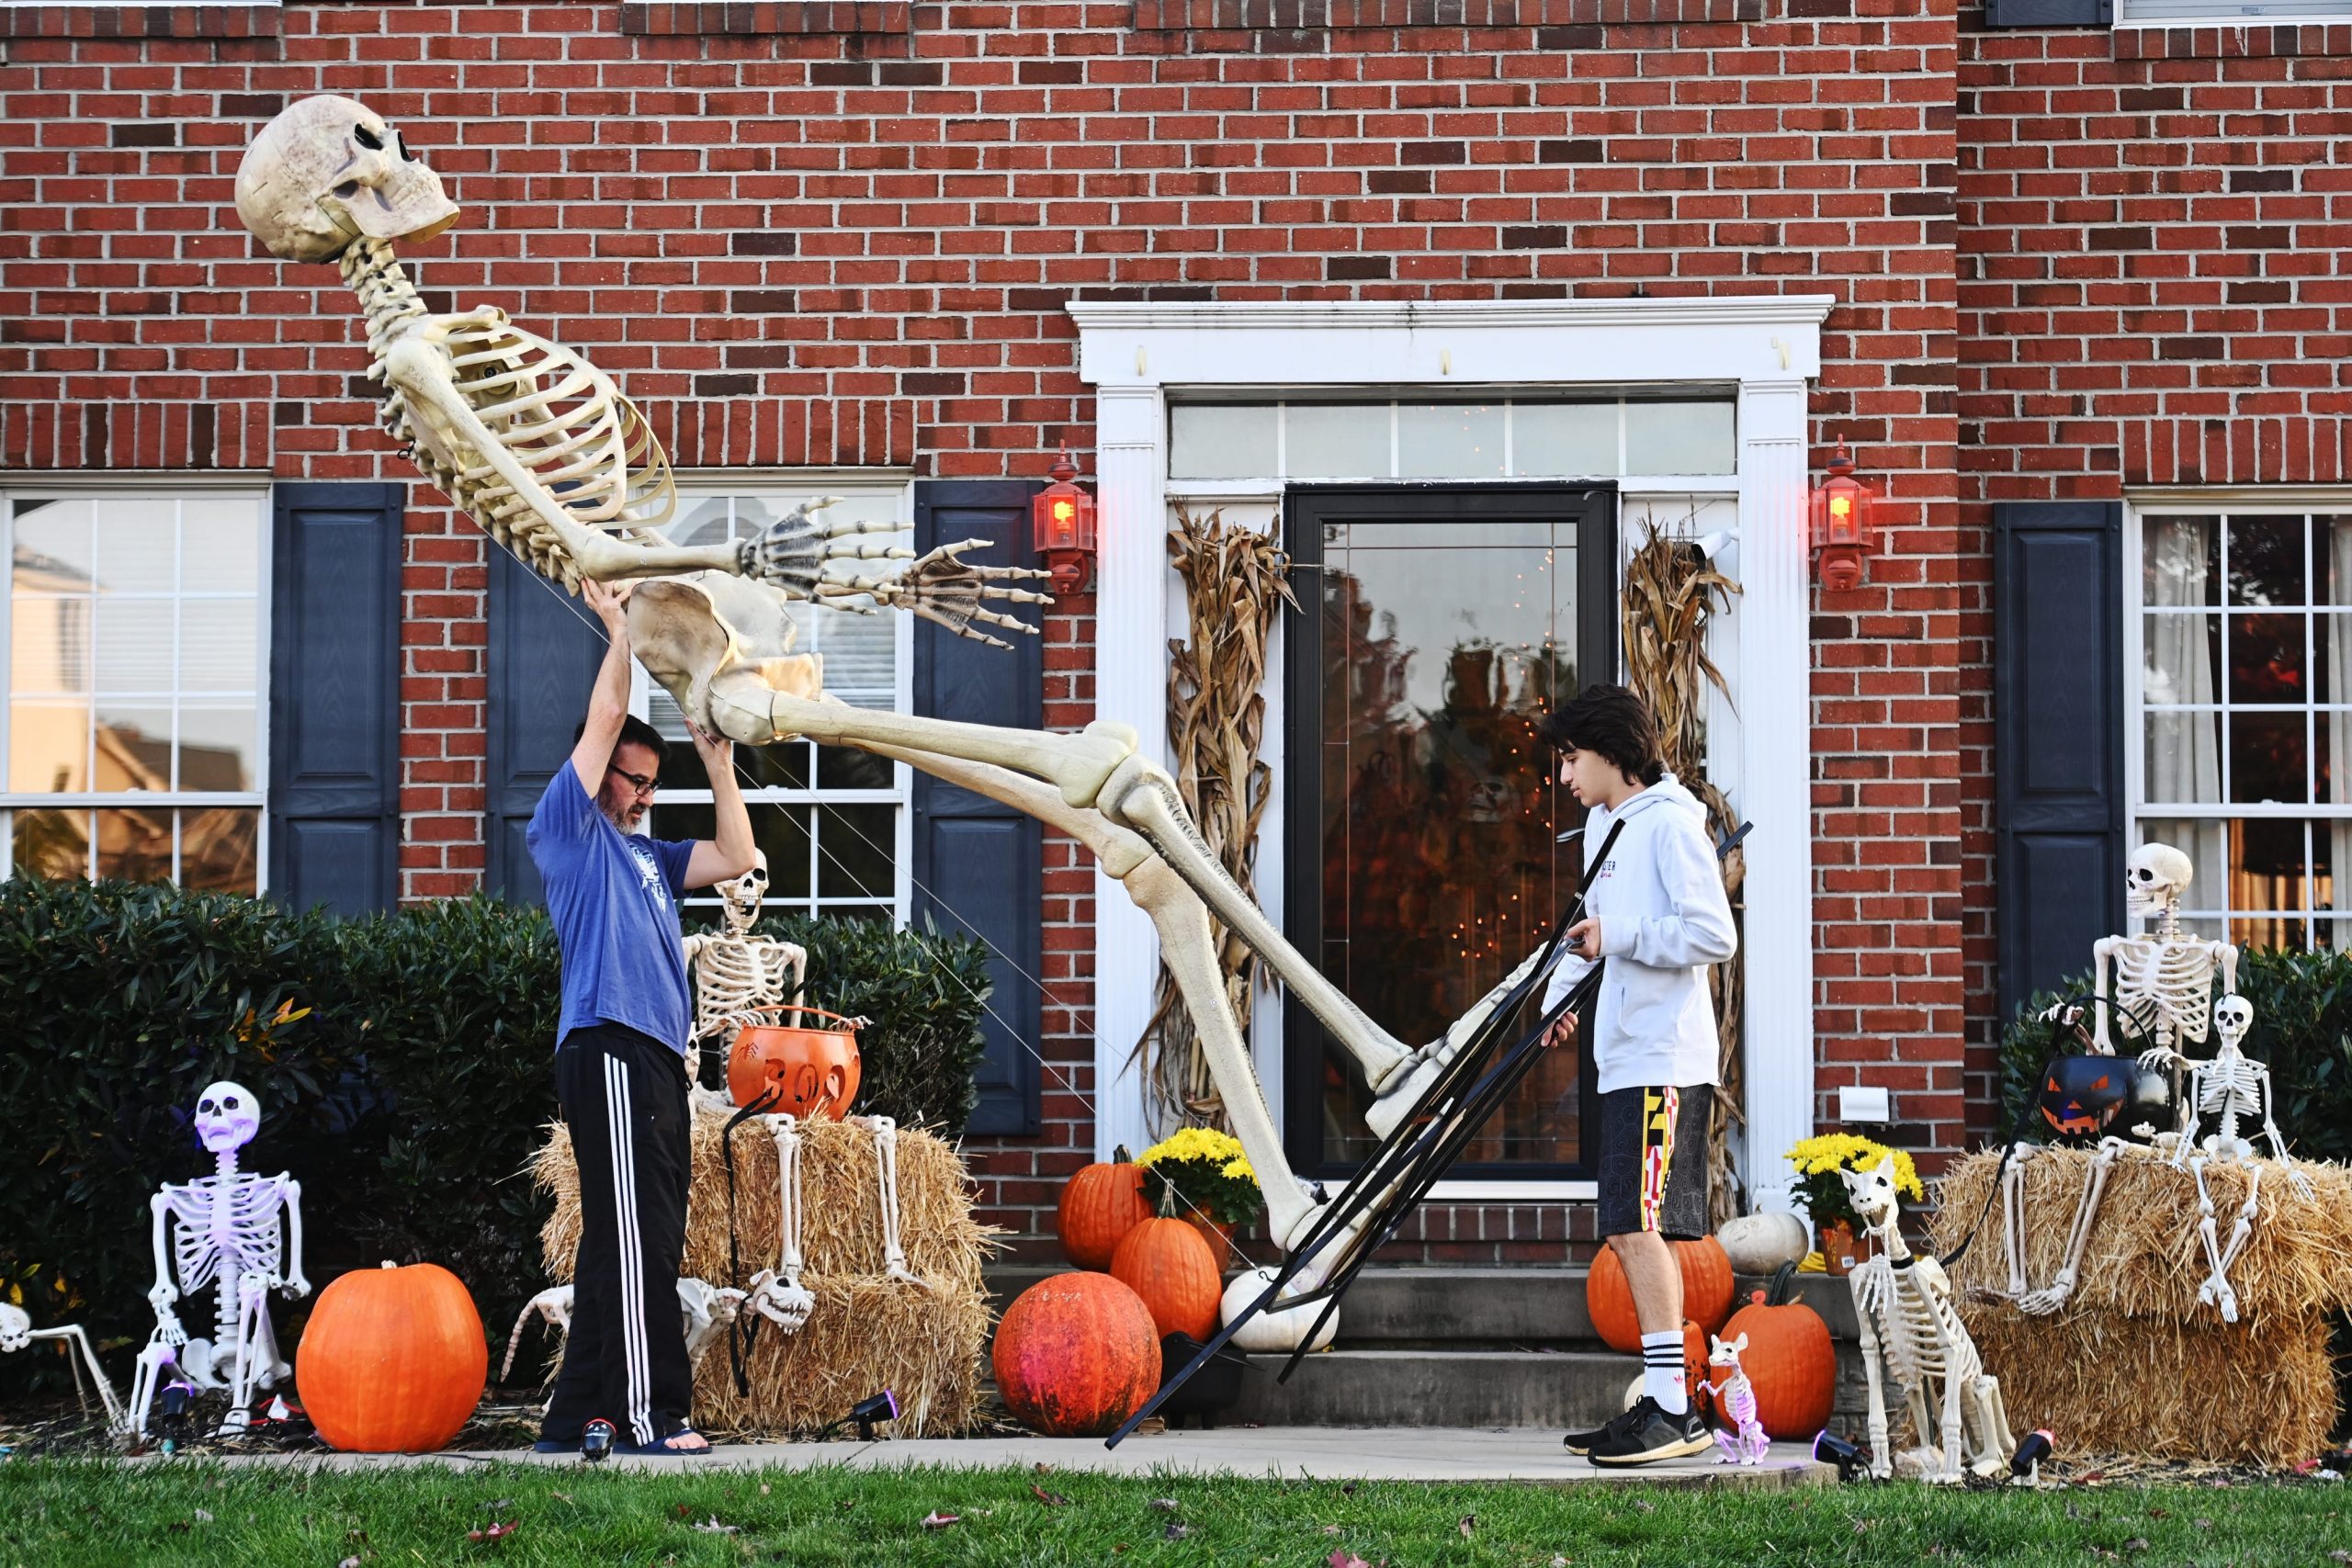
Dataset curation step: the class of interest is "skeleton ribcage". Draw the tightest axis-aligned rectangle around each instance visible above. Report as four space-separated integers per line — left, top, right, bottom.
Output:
2112 940 2218 1042
389 316 676 591
166 1179 284 1294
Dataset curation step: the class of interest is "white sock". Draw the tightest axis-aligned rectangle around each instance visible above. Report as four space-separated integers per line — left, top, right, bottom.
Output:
1640 1331 1689 1416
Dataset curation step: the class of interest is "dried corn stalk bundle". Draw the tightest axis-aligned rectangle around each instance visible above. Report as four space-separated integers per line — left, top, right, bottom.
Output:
532 1111 998 1438
1620 514 1746 1227
1138 506 1298 1130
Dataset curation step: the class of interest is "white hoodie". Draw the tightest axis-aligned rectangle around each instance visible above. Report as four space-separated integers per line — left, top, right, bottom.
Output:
1539 773 1736 1095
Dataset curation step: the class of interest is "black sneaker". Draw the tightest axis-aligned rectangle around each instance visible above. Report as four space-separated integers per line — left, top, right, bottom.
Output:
1586 1396 1713 1466
1562 1402 1651 1456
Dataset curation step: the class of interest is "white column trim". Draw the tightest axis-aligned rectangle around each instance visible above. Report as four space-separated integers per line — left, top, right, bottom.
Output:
1070 298 1831 1184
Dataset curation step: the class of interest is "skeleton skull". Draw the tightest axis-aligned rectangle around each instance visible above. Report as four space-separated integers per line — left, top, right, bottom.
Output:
2125 841 2194 919
192 1081 261 1155
235 96 458 264
718 849 770 934
0 1303 28 1353
2213 992 2254 1048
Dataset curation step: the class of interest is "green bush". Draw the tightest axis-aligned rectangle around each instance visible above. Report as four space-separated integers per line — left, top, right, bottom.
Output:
1997 948 2352 1162
0 878 992 1404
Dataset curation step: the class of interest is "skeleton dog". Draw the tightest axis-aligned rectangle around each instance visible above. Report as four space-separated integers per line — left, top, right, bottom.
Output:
235 96 1580 1290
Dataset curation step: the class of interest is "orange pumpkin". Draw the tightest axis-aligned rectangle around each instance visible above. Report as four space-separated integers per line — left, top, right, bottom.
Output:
296 1260 487 1453
1111 1217 1221 1341
1057 1146 1154 1269
1704 1261 1836 1438
991 1271 1161 1437
1583 1235 1737 1353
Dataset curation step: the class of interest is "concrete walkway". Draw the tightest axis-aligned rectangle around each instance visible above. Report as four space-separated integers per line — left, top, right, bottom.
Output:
197 1428 1831 1489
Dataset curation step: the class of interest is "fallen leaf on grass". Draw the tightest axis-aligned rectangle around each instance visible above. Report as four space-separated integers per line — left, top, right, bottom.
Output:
757 1483 769 1496
551 1494 573 1506
2330 1551 2352 1565
1030 1483 1071 1507
465 1521 518 1543
339 1558 362 1568
691 1517 740 1535
922 1512 960 1530
1148 1498 1180 1513
1630 1500 1656 1515
2121 1540 2148 1553
1552 1557 1571 1567
1321 1525 1341 1536
193 1509 214 1525
1329 1552 1374 1568
1164 1522 1191 1540
1459 1515 1476 1539
1034 1461 1055 1474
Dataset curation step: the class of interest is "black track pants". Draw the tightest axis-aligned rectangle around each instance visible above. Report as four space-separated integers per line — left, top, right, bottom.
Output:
541 1022 694 1448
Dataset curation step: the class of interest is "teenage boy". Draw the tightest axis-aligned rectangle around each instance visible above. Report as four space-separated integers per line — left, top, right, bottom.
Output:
530 576 755 1458
1537 683 1736 1467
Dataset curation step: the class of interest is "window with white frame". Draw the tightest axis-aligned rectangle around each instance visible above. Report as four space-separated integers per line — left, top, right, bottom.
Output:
2118 0 2350 23
1168 394 1737 483
638 487 910 923
4 490 269 893
2133 507 2352 949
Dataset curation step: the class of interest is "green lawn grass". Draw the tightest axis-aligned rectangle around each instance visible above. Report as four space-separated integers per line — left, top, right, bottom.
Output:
2 1460 2346 1567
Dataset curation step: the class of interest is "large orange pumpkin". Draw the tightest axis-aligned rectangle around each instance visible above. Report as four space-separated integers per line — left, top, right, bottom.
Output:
1057 1147 1154 1269
1703 1262 1836 1438
1583 1235 1736 1352
1110 1217 1221 1341
991 1272 1161 1437
297 1260 487 1453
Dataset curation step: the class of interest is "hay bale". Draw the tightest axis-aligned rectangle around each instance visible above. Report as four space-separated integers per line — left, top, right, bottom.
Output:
1925 1145 2352 1465
531 1108 999 1438
1932 1146 2352 1322
1960 1303 2336 1468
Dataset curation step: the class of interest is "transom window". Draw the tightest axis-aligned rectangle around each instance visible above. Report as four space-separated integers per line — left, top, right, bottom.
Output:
2133 509 2352 949
1169 396 1737 483
4 491 268 893
639 488 910 922
2119 0 2350 23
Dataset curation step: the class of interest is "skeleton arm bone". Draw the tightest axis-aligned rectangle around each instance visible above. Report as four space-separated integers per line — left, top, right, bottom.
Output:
2252 1065 2315 1197
280 1177 310 1297
146 1194 187 1343
2091 936 2118 1052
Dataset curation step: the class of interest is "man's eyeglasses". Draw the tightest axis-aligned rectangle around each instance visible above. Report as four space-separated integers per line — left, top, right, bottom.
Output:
607 764 660 798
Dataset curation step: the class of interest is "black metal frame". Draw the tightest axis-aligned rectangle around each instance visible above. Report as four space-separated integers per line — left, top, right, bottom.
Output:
1280 481 1620 1183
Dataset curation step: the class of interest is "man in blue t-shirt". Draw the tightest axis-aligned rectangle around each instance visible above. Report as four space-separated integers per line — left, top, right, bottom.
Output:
528 576 753 1459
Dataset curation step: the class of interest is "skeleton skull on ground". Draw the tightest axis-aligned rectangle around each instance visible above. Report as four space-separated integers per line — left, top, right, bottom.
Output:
192 1081 261 1155
235 95 458 264
2126 842 2194 921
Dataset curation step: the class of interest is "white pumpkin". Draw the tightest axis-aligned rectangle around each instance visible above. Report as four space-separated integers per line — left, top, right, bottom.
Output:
1715 1212 1810 1275
1219 1266 1339 1354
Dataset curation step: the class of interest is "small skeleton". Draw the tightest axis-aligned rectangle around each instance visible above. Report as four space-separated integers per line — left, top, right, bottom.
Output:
680 851 808 1089
1708 1332 1769 1467
1 1302 125 1431
128 1082 309 1439
500 1276 748 1383
1841 1154 2014 1483
1997 843 2239 1314
2177 991 2312 1322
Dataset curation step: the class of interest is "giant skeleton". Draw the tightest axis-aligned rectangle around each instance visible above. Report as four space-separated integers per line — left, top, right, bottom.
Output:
129 1082 308 1438
234 96 1566 1296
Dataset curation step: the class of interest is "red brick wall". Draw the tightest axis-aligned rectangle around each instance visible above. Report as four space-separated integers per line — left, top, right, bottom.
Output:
1955 12 2352 1134
1 0 1963 1249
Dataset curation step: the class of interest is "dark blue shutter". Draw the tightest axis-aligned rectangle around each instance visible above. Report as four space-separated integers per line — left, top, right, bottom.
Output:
268 482 403 916
1994 502 2126 1026
1983 0 2110 25
484 547 607 902
910 480 1044 1135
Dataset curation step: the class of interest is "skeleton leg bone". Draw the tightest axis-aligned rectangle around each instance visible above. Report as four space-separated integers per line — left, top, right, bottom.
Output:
851 1114 927 1289
2211 1160 2262 1296
747 1114 816 1331
2016 1136 2124 1315
2188 1155 2241 1323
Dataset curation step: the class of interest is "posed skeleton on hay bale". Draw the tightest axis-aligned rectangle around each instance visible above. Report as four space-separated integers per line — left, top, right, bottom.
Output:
1994 843 2244 1315
679 852 808 1091
1936 1147 2352 1466
234 94 1630 1316
531 1114 993 1437
1838 1154 2014 1483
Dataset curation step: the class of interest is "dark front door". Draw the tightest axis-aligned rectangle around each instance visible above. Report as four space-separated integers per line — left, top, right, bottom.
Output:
1283 484 1617 1181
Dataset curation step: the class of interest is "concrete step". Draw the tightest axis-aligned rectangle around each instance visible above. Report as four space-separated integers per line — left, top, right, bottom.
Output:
1222 1348 1639 1430
985 1264 1860 1346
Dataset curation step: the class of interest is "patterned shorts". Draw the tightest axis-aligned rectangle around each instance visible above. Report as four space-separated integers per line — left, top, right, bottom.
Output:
1595 1082 1713 1241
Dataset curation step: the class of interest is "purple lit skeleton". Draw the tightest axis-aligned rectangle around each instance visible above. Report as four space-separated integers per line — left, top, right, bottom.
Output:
128 1081 309 1438
1709 1332 1770 1466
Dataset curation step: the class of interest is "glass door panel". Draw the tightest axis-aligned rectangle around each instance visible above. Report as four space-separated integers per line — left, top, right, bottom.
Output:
1284 486 1615 1178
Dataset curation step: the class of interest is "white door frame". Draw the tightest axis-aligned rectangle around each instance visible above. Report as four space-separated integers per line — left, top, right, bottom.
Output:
1070 297 1829 1213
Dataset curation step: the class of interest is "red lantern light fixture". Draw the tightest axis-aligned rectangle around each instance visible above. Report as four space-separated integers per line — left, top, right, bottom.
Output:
1032 448 1098 596
1808 440 1876 592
